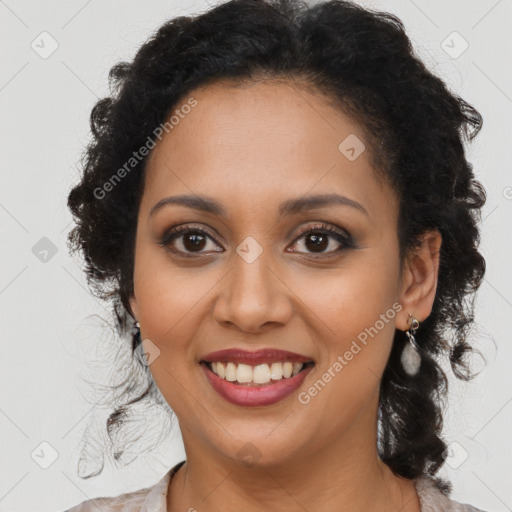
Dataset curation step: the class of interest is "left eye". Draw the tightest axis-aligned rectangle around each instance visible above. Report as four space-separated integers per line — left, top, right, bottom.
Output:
288 225 352 257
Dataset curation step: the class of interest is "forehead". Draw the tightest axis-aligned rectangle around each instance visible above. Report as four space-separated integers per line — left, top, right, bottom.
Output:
142 79 396 222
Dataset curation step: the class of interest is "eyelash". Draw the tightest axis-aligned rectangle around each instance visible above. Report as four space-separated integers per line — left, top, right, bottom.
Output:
158 222 354 259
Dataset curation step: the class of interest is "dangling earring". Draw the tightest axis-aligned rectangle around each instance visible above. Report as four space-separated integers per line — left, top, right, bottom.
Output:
401 313 421 376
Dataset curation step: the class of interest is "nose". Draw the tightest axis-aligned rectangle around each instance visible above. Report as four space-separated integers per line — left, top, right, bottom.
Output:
213 250 293 334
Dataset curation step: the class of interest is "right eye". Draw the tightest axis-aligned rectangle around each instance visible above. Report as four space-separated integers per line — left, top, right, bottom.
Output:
159 224 224 257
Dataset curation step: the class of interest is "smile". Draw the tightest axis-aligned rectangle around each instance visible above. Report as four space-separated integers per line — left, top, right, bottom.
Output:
205 360 314 385
199 348 315 407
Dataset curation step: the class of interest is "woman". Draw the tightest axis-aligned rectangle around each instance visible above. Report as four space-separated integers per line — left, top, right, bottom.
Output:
64 0 488 510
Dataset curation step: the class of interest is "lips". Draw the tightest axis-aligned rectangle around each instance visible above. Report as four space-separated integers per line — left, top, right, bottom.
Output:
199 348 315 406
201 362 314 406
201 348 314 365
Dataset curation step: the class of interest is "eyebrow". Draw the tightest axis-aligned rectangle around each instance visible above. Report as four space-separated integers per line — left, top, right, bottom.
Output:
149 193 369 218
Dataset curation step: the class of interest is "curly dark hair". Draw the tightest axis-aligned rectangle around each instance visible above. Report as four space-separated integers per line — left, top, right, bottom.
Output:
66 0 487 488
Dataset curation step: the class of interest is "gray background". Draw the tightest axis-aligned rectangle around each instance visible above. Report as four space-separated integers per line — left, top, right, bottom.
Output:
1 0 511 510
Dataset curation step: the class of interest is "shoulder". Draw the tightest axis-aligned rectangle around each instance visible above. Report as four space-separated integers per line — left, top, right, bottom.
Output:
414 475 488 512
63 470 172 512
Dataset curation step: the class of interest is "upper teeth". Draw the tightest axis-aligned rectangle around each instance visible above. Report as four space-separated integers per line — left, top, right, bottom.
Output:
210 361 304 384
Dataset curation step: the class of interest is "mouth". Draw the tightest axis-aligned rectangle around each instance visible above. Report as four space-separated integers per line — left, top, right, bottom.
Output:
200 360 315 386
199 348 316 407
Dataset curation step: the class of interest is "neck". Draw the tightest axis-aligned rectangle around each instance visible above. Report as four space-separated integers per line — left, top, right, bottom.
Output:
167 392 420 512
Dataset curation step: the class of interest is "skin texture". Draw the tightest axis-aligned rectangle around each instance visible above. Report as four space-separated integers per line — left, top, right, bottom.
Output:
129 79 442 512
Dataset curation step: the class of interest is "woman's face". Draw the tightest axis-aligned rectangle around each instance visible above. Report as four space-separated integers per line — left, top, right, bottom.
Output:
129 79 436 468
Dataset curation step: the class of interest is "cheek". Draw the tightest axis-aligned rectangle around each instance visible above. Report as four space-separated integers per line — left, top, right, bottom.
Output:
304 258 400 374
132 243 223 355
296 277 399 429
309 260 397 326
132 257 213 410
135 270 206 346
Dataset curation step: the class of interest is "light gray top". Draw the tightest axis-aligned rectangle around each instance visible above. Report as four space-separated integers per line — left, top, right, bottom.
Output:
64 461 487 512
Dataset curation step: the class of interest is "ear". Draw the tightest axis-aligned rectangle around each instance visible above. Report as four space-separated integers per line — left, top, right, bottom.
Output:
397 229 442 330
129 294 139 321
